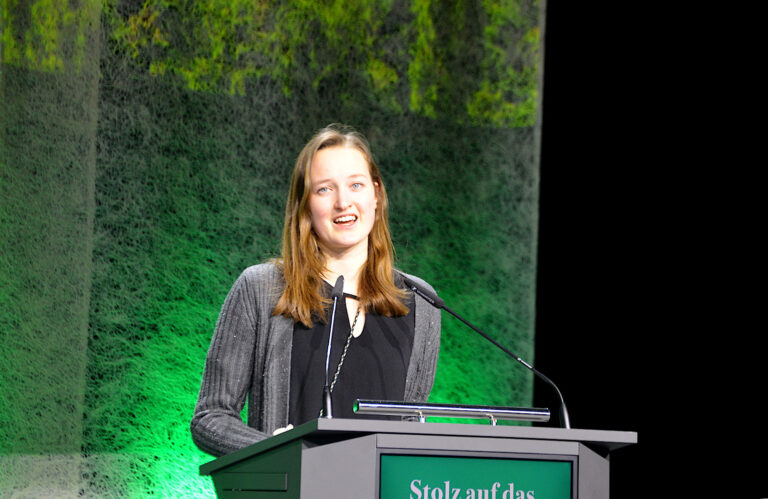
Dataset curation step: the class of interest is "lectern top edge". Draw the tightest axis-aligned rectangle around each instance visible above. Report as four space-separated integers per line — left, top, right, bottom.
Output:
199 417 324 476
199 418 637 476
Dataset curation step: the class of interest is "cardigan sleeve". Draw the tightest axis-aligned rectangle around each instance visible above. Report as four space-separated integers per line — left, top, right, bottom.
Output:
401 272 442 403
416 300 441 401
190 268 270 457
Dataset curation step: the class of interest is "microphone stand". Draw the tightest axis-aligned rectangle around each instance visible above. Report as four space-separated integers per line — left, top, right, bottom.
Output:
321 275 344 419
402 276 572 429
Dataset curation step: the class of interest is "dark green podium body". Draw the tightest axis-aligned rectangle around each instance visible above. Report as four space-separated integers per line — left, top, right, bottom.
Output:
200 419 636 499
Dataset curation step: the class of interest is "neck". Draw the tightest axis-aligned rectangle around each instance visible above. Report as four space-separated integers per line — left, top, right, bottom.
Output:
322 245 368 295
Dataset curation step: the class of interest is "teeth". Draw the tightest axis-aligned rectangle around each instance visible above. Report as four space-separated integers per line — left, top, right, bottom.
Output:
334 215 357 223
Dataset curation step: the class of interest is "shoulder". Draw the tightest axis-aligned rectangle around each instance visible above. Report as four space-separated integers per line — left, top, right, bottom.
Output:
240 262 285 285
233 262 286 305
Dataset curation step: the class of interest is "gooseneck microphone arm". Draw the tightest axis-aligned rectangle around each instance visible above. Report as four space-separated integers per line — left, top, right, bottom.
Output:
402 276 571 429
322 275 345 419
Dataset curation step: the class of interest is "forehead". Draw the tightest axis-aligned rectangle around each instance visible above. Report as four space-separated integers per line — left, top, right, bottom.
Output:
310 146 371 180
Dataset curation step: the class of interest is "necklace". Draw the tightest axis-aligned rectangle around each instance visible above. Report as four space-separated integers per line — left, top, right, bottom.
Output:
329 305 361 394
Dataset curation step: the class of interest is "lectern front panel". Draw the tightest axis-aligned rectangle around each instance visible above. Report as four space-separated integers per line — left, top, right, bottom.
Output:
380 454 573 499
200 419 634 498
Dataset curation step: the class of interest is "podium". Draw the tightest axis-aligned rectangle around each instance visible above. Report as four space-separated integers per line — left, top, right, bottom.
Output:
200 418 636 498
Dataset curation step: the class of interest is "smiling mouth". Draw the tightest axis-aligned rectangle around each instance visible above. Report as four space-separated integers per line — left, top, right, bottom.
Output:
334 215 357 224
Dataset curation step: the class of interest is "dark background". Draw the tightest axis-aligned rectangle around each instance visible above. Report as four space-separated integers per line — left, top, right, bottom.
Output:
535 2 649 497
536 3 762 497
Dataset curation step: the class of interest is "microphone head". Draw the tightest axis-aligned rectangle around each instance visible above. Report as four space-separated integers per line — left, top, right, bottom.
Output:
402 276 445 309
331 275 344 299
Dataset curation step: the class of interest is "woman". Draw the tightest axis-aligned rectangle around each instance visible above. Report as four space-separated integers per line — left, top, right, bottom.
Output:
190 124 441 457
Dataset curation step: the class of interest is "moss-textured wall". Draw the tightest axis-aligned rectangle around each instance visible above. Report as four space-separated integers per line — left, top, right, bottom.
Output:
1 0 543 495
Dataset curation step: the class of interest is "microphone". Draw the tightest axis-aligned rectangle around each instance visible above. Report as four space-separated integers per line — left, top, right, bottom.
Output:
321 275 345 419
402 276 572 429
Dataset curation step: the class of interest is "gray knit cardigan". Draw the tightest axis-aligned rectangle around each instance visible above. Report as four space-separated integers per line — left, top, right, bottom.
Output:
190 263 441 457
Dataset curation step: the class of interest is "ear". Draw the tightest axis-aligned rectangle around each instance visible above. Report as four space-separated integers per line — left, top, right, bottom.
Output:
374 181 379 209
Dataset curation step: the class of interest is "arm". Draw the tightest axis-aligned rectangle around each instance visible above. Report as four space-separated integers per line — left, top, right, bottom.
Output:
190 269 270 457
402 273 442 403
411 298 441 402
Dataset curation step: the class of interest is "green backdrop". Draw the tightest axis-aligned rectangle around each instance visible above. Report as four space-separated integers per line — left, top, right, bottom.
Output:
1 0 544 495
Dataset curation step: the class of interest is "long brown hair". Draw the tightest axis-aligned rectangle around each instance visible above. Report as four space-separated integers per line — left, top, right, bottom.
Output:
273 124 408 327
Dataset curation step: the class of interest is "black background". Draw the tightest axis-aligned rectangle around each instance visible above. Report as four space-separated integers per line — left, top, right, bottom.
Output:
535 2 652 497
535 3 764 497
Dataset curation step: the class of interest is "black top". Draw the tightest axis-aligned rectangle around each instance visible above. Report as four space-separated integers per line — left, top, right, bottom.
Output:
289 285 415 426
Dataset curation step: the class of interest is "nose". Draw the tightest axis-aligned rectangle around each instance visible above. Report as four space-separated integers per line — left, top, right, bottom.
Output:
334 188 352 209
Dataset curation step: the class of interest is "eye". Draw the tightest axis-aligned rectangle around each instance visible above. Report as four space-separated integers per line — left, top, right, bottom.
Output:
351 182 363 190
316 186 330 194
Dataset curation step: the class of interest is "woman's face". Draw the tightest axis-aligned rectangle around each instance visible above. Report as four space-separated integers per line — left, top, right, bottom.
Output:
308 146 378 258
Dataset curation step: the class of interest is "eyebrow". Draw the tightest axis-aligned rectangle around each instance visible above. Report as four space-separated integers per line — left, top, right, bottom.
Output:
312 173 370 185
347 174 369 181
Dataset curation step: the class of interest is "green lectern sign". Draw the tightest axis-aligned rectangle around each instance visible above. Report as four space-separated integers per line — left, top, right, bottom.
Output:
380 454 572 499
